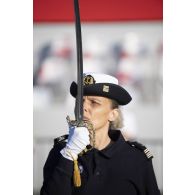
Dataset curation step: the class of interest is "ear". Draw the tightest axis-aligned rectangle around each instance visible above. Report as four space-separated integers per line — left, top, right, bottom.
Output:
108 109 119 122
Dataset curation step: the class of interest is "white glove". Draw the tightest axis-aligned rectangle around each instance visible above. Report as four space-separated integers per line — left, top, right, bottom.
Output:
60 126 90 161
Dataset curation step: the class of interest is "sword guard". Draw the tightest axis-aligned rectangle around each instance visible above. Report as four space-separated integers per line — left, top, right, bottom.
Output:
66 116 93 131
66 115 95 148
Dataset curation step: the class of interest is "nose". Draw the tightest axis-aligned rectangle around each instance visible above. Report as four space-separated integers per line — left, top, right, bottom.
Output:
83 98 90 115
83 99 89 113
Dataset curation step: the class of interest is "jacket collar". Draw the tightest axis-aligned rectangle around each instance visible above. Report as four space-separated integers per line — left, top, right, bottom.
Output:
98 130 126 158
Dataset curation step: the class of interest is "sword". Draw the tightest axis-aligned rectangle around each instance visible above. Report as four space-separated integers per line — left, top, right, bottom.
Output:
67 0 94 137
74 0 83 122
66 3 95 187
67 0 84 187
68 0 95 146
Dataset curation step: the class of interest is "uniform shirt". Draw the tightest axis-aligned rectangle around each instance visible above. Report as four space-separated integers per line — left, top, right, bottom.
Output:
41 130 160 195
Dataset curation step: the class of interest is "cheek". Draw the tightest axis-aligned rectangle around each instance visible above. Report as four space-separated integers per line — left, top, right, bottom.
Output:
91 108 111 126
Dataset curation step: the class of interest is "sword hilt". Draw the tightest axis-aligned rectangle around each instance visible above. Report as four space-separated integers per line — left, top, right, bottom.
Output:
66 115 96 150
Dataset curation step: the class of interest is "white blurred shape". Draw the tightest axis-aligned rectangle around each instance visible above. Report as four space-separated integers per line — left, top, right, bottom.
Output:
83 36 112 74
39 57 67 84
122 32 140 56
33 87 52 109
84 36 108 56
120 108 137 140
50 36 73 58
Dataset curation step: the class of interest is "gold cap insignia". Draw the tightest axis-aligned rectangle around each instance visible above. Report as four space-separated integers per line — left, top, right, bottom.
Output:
103 85 109 92
83 75 96 85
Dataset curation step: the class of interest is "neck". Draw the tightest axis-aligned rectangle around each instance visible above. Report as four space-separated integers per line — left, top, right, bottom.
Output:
94 126 111 150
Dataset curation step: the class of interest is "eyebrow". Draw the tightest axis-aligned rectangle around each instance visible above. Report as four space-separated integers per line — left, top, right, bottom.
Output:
86 97 102 103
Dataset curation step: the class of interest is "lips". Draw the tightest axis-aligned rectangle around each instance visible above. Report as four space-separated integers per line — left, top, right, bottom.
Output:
83 117 90 121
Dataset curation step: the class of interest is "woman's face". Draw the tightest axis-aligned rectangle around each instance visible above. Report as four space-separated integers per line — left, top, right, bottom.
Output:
83 96 117 131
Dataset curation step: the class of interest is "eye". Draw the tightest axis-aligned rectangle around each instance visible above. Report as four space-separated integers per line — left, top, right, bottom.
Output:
91 100 99 105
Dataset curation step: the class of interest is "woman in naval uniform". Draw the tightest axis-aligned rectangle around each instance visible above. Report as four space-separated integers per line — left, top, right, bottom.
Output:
40 72 160 195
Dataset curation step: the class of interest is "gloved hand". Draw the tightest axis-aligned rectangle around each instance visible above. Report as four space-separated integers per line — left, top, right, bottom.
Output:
61 126 90 161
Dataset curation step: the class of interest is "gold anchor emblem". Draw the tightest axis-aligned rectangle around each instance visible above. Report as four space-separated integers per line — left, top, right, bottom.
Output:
83 75 96 85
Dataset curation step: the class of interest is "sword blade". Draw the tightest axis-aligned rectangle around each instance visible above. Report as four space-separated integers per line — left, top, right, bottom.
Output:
73 0 83 121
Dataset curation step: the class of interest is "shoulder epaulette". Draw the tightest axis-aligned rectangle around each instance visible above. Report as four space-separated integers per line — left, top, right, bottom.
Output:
54 134 69 145
127 141 153 160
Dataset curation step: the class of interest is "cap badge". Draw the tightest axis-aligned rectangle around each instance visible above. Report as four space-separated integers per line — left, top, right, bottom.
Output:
83 75 96 85
103 85 109 92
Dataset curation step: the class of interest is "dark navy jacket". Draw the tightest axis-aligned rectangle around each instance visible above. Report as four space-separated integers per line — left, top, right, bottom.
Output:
40 130 160 195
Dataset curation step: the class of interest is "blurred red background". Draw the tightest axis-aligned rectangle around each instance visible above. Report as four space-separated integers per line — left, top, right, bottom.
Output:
33 0 163 22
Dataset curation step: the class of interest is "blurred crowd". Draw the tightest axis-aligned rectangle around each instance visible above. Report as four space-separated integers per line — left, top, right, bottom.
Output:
34 32 162 105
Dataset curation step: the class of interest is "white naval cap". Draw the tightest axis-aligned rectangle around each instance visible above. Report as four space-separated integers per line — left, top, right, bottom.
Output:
83 72 118 85
70 72 132 105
